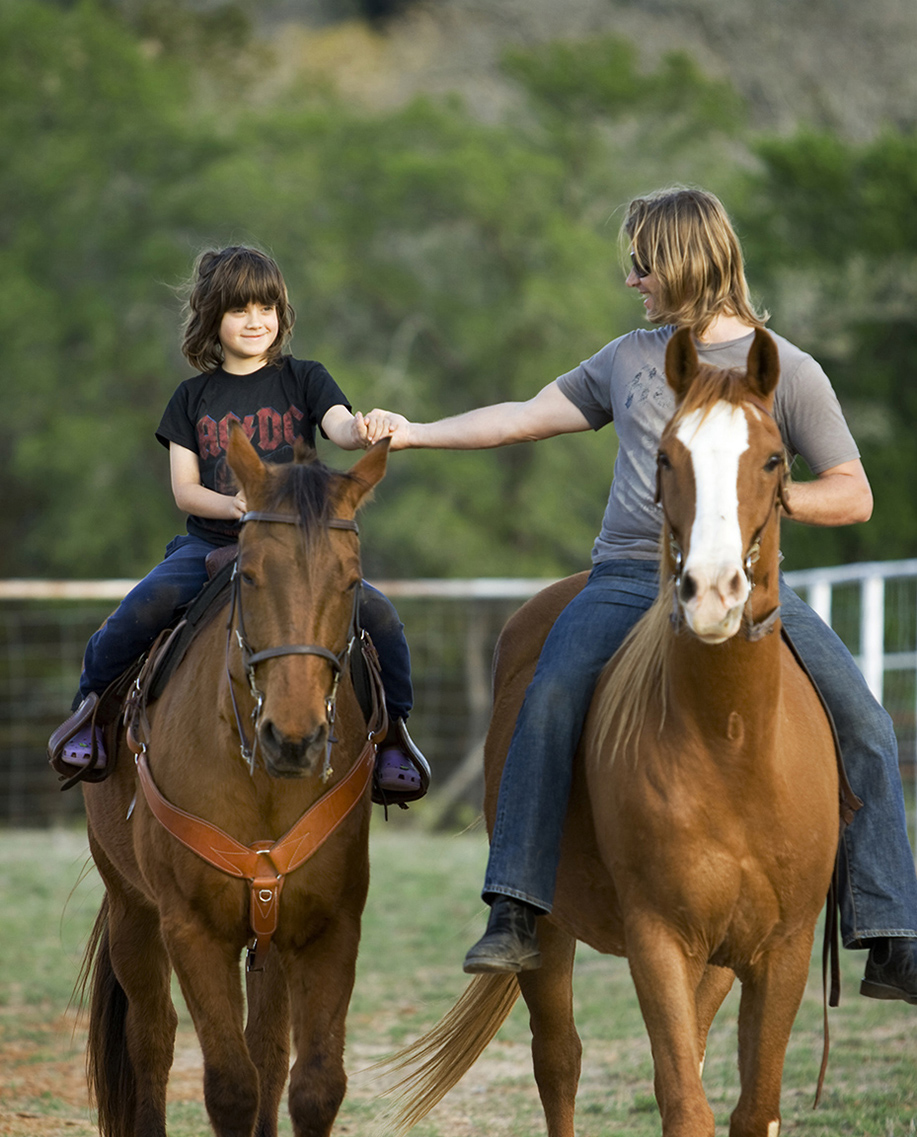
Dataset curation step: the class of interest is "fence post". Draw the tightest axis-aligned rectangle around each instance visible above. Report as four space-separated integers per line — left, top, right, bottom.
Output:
861 574 885 703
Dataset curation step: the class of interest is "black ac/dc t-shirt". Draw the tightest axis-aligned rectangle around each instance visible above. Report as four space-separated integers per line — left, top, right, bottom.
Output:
155 356 350 545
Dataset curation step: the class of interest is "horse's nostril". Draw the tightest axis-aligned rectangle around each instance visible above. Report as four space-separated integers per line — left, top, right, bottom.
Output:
259 720 327 770
680 572 697 603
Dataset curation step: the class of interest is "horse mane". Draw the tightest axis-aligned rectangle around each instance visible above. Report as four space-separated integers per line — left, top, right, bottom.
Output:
589 566 674 770
671 363 756 427
260 445 361 540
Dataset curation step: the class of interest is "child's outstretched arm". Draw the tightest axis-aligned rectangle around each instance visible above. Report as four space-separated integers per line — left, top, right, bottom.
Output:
170 443 247 520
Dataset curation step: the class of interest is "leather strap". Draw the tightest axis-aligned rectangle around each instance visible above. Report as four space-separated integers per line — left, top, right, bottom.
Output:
241 511 358 534
135 735 375 970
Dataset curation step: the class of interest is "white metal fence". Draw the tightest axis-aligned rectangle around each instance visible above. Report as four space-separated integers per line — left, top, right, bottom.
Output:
2 561 917 831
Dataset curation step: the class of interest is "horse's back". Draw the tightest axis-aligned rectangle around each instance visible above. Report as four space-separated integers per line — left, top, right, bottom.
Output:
483 571 624 954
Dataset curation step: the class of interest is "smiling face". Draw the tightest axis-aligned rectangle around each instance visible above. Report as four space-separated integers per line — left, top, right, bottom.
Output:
219 302 280 374
626 254 663 321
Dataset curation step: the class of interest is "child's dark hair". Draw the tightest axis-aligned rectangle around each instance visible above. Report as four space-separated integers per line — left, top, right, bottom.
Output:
181 246 295 372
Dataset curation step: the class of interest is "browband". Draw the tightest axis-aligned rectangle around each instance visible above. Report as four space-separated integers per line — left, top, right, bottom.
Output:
241 511 359 534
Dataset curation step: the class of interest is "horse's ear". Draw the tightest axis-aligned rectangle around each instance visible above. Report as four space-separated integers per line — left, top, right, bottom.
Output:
227 422 267 501
339 439 390 512
664 327 700 402
746 328 780 400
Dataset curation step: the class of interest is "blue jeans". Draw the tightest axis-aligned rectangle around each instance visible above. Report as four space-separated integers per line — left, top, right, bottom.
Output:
79 533 413 721
484 560 917 948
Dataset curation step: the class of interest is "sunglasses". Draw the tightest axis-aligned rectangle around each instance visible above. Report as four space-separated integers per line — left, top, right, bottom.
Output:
629 250 651 278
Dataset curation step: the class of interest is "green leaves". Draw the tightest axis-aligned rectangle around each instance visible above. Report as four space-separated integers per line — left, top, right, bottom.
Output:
5 3 909 578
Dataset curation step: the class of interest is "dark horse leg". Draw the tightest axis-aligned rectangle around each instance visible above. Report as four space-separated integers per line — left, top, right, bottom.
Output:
162 914 261 1137
516 920 581 1137
245 948 292 1137
85 831 177 1137
281 912 362 1137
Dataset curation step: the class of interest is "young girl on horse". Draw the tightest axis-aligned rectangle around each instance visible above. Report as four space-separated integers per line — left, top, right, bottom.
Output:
49 245 428 807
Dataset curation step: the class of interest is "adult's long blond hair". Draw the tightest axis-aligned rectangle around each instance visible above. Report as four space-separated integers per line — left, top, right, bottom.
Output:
622 187 768 339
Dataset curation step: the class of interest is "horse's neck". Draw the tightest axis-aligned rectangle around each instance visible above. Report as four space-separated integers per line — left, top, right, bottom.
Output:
668 554 783 751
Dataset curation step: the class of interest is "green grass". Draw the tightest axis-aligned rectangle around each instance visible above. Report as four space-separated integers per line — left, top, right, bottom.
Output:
2 822 917 1135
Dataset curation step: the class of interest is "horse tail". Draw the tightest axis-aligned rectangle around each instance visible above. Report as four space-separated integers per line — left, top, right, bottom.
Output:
76 896 136 1137
375 974 520 1135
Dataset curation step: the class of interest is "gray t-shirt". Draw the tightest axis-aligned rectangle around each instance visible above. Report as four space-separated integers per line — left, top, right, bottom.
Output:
556 326 860 563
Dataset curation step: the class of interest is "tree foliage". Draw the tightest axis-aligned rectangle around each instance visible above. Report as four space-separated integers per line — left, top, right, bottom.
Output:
735 128 917 567
3 1 914 580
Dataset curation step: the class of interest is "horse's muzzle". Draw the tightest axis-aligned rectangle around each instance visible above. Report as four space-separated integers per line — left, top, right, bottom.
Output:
258 719 329 778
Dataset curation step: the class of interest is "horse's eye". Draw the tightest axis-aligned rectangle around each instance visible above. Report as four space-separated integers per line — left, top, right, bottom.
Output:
240 570 257 587
764 454 783 473
657 451 671 471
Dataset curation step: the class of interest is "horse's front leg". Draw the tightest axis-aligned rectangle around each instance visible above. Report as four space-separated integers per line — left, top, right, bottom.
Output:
162 909 260 1137
280 909 362 1137
729 933 815 1137
516 918 581 1137
625 915 714 1137
245 948 291 1137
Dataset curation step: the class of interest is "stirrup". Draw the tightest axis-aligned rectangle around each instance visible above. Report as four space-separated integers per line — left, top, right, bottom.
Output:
48 693 108 785
372 718 430 806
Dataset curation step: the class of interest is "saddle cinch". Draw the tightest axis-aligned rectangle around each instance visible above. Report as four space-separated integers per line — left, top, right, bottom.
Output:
49 546 385 790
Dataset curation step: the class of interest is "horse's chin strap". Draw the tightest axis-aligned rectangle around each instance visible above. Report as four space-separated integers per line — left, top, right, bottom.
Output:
226 512 361 779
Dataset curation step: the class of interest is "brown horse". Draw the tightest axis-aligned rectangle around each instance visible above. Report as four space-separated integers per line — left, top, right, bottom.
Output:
80 427 389 1137
382 328 839 1137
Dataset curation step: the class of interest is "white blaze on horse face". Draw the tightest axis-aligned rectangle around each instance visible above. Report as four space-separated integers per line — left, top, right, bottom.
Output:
675 402 750 643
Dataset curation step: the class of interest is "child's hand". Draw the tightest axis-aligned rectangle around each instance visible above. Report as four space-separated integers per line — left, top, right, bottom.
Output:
228 491 248 520
357 409 411 449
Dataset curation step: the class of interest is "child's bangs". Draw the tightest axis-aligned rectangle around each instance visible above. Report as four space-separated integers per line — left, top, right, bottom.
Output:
221 256 286 310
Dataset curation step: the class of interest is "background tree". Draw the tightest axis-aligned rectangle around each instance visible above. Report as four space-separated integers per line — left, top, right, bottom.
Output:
3 0 913 579
735 128 917 567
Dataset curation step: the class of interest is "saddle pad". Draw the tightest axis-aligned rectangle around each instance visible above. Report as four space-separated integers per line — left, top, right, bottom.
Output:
147 556 237 702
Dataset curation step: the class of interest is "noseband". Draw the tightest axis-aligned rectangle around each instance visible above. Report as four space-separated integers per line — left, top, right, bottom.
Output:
227 510 361 778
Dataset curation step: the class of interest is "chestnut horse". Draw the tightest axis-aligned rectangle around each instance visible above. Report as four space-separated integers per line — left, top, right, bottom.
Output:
382 328 838 1137
80 428 389 1137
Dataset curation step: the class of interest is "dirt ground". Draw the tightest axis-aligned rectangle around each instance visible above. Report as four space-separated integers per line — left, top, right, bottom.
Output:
0 1010 544 1137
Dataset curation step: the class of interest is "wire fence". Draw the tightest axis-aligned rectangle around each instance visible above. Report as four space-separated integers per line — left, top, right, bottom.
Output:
3 563 917 834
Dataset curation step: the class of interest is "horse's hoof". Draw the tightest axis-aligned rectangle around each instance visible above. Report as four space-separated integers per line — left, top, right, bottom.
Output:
462 896 542 974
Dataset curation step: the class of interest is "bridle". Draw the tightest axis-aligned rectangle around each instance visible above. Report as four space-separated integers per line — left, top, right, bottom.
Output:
227 509 362 779
659 398 790 643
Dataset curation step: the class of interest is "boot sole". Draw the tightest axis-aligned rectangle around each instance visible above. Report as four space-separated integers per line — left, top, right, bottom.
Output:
463 951 542 975
860 978 917 1004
